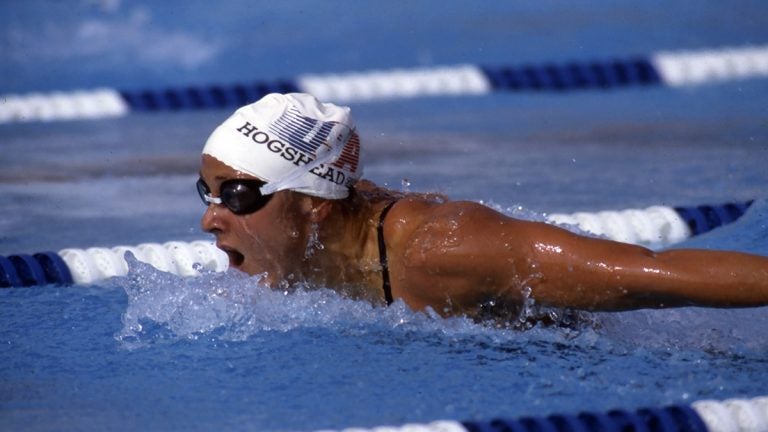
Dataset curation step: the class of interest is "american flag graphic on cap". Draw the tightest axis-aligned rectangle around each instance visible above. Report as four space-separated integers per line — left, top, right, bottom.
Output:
269 107 360 173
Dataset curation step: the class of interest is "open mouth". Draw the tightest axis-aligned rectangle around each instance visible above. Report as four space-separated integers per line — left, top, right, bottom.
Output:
218 244 245 268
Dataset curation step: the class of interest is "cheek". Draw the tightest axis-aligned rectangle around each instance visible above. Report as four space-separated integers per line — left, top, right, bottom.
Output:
236 203 307 258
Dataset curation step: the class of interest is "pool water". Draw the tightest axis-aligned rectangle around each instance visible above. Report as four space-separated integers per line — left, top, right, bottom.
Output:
2 2 768 431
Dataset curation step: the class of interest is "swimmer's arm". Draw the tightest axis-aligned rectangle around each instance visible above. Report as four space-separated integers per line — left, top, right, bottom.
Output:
391 200 768 312
506 218 768 311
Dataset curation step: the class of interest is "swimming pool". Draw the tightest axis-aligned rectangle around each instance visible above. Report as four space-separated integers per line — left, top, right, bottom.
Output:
2 2 768 431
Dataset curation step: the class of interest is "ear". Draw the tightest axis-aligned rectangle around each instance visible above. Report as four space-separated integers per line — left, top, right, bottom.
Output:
309 199 334 223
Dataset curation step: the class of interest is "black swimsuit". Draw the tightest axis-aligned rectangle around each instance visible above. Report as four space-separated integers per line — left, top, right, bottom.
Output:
377 200 398 305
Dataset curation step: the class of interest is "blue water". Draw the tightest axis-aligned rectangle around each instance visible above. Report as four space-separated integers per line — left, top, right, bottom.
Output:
2 2 768 431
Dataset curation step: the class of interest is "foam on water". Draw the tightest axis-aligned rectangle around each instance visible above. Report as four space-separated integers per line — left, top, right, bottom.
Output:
110 251 612 352
114 253 498 346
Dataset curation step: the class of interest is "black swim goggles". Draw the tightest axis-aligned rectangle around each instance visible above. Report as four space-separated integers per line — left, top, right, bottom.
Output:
196 178 274 215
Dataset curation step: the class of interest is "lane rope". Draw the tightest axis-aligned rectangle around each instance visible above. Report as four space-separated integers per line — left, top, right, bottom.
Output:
546 200 753 245
1 44 767 123
313 395 768 432
0 200 753 288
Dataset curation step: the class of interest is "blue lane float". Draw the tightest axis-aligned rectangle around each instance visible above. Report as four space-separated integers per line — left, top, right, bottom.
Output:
319 395 768 432
460 405 707 432
675 200 754 236
119 81 300 112
0 252 73 288
1 44 767 123
481 57 661 91
0 199 755 288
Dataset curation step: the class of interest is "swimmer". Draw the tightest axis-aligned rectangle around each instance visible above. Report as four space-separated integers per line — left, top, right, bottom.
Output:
198 93 768 320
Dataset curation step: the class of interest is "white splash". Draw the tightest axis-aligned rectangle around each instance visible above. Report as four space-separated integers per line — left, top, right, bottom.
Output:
111 253 533 349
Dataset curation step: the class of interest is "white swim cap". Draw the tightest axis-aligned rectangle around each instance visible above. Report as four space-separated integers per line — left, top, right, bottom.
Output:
202 93 362 199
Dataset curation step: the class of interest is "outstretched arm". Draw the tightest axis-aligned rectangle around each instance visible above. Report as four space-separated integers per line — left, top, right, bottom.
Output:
393 200 768 312
514 218 768 310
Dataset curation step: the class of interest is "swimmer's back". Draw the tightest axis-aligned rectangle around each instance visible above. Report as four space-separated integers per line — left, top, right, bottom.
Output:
381 196 531 316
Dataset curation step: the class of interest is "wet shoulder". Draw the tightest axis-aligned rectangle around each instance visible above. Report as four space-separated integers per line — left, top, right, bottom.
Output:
383 198 524 313
384 198 511 252
380 197 437 245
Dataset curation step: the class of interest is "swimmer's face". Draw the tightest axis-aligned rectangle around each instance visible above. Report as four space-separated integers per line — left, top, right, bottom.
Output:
199 154 313 285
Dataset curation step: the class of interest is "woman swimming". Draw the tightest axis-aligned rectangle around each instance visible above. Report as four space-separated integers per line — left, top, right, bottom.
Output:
197 93 768 319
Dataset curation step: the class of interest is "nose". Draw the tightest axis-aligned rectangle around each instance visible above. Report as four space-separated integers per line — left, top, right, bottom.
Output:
200 204 226 234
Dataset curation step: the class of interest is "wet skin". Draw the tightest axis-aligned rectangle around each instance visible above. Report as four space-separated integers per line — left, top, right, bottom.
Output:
199 155 316 286
201 155 768 315
384 198 768 314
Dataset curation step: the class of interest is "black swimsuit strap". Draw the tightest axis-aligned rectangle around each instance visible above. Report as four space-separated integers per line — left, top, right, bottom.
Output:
377 200 398 305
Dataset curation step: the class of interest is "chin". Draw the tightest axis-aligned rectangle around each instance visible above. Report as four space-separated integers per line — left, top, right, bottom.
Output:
237 259 277 284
